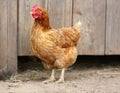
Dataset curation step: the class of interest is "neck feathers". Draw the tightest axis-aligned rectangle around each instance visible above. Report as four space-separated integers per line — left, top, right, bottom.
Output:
34 15 51 31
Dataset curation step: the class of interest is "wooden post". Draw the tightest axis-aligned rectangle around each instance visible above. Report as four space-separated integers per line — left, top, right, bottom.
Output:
0 0 17 79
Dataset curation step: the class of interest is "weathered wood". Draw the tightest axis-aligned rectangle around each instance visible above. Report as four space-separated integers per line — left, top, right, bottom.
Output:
73 0 106 55
17 0 120 56
105 0 120 54
18 0 45 55
0 0 8 71
0 0 17 79
45 0 72 28
7 0 17 75
18 0 72 56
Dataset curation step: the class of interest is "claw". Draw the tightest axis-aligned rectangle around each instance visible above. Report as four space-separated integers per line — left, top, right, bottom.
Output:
43 69 55 84
43 78 55 84
56 68 65 84
55 79 64 83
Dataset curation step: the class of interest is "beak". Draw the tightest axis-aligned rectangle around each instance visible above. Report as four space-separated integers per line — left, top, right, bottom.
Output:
30 12 33 14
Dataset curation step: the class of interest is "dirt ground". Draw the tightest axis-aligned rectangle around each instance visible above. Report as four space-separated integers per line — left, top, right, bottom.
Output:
0 56 120 93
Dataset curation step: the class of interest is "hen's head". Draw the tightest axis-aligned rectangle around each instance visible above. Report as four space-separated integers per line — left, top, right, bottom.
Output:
30 4 47 19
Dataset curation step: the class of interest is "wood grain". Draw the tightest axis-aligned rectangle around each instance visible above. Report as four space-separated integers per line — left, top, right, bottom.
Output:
18 0 72 55
0 0 17 79
73 0 106 55
7 0 17 74
18 0 45 55
0 0 8 70
105 0 120 54
45 0 72 28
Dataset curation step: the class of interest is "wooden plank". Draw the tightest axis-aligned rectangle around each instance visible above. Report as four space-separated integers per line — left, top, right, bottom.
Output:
105 0 120 54
73 0 106 55
18 0 45 55
7 0 17 74
45 0 72 28
0 0 8 71
0 0 17 79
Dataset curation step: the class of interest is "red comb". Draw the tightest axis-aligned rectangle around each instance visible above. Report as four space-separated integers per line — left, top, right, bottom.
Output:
32 4 39 11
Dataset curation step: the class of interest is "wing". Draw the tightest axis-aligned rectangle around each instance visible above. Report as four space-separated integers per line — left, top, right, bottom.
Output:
49 27 80 48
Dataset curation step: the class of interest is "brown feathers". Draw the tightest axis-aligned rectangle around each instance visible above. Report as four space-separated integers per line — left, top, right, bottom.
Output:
30 8 82 69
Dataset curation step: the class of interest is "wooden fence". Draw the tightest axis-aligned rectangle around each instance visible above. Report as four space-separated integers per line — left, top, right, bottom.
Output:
0 0 120 78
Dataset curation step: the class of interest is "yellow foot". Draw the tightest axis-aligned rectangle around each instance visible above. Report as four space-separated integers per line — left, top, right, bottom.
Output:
55 79 64 83
43 78 55 84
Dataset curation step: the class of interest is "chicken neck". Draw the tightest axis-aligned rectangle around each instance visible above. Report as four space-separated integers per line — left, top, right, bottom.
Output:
34 16 51 31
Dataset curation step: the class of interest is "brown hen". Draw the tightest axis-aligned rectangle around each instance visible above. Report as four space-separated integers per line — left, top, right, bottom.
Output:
30 4 82 83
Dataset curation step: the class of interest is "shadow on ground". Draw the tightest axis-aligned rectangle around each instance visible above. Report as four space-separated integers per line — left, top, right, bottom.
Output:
18 55 120 72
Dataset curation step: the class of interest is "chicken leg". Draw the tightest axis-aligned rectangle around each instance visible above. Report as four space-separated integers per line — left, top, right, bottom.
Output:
43 69 55 83
56 68 66 83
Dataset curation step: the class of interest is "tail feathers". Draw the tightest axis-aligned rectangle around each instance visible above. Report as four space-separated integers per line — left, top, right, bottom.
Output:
73 20 82 28
73 20 82 33
77 20 82 26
